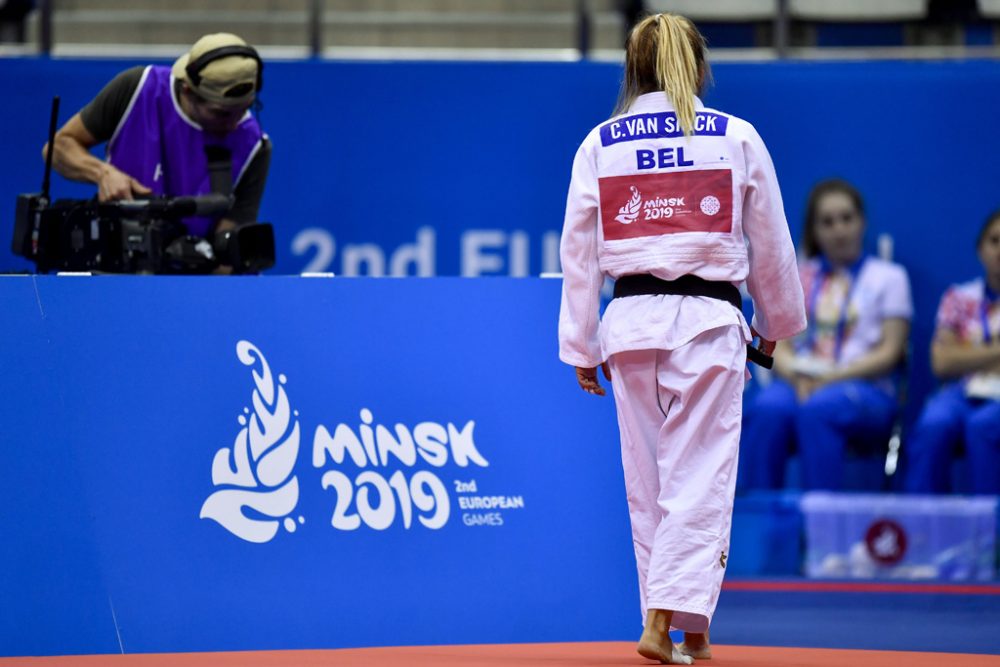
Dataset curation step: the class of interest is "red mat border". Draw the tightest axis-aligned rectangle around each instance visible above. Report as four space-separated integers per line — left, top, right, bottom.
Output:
2 643 998 666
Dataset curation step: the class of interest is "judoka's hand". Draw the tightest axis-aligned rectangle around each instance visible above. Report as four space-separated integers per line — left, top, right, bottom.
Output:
750 326 776 357
576 363 611 396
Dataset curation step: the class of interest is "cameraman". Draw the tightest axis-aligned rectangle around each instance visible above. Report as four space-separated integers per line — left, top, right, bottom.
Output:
43 33 271 261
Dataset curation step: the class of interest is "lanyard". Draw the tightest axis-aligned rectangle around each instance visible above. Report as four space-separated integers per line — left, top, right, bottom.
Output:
805 255 867 362
983 281 998 345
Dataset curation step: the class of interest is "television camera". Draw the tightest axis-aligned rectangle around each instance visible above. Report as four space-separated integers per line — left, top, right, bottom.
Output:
11 97 275 274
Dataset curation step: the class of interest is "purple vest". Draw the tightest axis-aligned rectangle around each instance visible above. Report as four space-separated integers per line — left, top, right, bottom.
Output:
107 66 264 237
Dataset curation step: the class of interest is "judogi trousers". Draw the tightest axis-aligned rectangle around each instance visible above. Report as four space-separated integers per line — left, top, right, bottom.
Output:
608 324 746 633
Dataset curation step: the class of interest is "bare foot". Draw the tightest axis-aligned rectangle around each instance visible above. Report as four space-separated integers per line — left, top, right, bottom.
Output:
636 609 693 665
678 631 712 660
637 637 694 665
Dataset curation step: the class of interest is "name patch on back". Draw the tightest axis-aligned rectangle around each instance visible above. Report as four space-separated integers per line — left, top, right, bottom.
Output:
599 169 733 241
600 112 729 147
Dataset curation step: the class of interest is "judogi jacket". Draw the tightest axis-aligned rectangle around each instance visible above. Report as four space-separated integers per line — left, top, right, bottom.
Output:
558 92 807 368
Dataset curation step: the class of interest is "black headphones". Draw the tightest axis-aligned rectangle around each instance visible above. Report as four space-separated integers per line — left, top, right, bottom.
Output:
185 44 263 95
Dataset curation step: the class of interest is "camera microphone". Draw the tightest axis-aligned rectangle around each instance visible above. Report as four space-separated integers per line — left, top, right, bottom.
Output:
105 194 233 218
169 194 233 217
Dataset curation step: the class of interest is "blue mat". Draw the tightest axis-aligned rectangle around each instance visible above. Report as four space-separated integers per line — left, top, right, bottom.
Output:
712 587 1000 654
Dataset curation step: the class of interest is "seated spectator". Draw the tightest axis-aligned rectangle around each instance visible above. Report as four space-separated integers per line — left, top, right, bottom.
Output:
740 179 912 491
905 210 1000 495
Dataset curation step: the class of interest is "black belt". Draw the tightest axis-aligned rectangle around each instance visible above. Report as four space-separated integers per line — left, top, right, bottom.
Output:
611 274 774 369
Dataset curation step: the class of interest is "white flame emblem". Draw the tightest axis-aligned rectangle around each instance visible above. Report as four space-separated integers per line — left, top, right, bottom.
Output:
200 341 302 543
615 186 642 224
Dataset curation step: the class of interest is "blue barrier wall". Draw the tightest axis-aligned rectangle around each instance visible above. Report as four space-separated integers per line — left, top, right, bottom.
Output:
3 276 999 659
0 276 637 656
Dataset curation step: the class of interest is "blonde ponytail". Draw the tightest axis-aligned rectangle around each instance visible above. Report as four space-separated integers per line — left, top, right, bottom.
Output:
655 14 699 136
615 12 708 137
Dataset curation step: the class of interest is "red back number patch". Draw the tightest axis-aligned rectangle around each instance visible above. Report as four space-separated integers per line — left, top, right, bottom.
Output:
599 169 733 242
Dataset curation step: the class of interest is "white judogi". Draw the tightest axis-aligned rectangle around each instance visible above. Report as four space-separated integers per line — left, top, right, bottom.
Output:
558 93 806 632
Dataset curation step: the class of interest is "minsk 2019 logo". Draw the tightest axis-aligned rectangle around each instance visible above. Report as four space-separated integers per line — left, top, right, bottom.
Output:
615 186 642 224
200 341 302 544
202 341 525 543
614 186 721 225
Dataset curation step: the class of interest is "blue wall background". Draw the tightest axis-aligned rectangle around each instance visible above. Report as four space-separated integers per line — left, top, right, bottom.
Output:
2 56 999 436
0 276 631 656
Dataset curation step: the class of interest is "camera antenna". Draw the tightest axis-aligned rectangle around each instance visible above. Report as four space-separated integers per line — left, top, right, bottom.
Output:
41 96 60 203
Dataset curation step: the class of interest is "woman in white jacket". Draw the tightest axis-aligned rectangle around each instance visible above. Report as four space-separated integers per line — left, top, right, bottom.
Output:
557 13 806 664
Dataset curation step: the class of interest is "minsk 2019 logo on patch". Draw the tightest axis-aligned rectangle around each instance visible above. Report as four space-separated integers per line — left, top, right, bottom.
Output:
202 341 526 544
613 187 723 226
615 186 642 224
600 169 734 242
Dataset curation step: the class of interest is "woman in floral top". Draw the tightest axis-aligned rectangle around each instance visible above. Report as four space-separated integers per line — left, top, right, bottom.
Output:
905 210 1000 494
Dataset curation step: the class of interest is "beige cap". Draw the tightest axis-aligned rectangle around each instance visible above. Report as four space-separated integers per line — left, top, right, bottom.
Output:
172 33 259 107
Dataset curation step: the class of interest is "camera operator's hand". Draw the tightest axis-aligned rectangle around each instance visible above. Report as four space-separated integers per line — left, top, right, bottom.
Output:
98 164 151 202
212 218 239 275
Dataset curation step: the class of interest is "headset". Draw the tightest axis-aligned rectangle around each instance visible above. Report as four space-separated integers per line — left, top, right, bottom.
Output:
185 45 263 96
